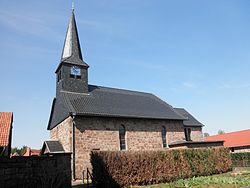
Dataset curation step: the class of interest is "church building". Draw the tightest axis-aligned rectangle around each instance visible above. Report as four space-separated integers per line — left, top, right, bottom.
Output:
47 8 222 180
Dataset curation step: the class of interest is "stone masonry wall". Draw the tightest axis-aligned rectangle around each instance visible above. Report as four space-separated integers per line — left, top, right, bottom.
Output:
190 127 203 141
50 117 72 152
0 154 71 188
74 117 186 179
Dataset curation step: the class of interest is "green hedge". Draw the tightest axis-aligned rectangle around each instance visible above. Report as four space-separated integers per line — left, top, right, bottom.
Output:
231 152 250 167
91 148 232 187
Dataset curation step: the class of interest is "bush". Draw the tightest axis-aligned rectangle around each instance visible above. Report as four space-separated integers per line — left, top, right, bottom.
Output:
91 148 232 187
231 152 250 167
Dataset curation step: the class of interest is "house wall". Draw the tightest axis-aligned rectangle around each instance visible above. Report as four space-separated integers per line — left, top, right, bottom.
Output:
50 117 72 152
231 146 250 153
74 117 186 179
190 127 203 141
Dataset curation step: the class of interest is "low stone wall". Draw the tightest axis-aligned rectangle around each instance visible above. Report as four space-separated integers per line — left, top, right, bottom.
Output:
0 153 71 188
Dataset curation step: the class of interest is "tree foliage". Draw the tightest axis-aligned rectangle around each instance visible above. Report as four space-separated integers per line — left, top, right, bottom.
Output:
11 146 28 156
218 129 226 135
203 132 210 137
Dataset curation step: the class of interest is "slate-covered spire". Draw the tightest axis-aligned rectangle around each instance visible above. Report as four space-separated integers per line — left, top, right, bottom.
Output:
55 7 89 95
61 8 88 67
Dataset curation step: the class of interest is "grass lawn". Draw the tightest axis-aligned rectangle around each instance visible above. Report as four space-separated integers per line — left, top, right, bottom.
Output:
72 171 250 188
133 171 250 188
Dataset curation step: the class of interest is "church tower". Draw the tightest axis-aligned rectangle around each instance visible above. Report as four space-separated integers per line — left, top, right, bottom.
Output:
55 8 89 95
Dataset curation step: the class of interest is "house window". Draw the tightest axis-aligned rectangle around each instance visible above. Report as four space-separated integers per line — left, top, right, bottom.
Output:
119 125 126 150
184 128 192 141
161 126 168 148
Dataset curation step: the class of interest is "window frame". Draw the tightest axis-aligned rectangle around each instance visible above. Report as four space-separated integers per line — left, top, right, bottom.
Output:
184 128 192 141
161 126 168 148
70 66 82 79
119 125 126 151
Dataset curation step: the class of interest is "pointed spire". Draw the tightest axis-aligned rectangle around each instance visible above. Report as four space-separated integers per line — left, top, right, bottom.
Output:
72 0 75 11
61 8 87 66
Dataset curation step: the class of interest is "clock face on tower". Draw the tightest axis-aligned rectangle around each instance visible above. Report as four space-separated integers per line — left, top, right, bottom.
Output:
71 66 81 76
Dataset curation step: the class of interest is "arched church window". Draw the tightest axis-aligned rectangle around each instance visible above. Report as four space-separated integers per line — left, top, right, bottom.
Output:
119 125 126 150
184 128 192 141
161 126 168 148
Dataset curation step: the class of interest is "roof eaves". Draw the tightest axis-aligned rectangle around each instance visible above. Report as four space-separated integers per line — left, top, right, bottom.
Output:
47 98 56 130
74 112 186 120
183 123 204 127
55 60 89 73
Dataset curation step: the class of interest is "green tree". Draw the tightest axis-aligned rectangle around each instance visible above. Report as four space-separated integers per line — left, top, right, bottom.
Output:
11 145 28 155
218 130 226 135
20 145 28 156
203 132 210 137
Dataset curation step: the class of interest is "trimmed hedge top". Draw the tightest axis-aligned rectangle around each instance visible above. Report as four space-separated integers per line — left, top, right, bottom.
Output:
91 148 232 187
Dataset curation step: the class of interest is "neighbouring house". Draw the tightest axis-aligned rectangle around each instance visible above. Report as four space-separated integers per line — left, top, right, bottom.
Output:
46 8 223 179
11 152 19 157
205 129 250 153
0 112 13 157
23 147 41 156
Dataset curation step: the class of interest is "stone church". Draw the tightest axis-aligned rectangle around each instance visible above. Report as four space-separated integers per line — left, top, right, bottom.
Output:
47 9 222 180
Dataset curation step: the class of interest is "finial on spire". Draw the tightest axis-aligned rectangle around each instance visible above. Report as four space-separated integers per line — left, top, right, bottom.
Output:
72 0 75 11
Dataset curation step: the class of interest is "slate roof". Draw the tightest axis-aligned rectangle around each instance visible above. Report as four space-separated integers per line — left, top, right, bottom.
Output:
205 129 250 148
56 10 88 73
174 108 203 127
42 140 65 154
48 85 186 130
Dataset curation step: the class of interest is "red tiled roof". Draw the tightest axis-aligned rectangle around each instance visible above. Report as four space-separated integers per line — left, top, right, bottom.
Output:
205 129 250 148
0 112 13 146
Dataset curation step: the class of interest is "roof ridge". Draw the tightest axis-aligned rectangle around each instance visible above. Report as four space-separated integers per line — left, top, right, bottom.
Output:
89 84 154 96
210 129 250 137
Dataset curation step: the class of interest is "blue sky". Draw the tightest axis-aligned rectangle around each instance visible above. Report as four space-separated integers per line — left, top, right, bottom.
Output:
0 0 250 148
